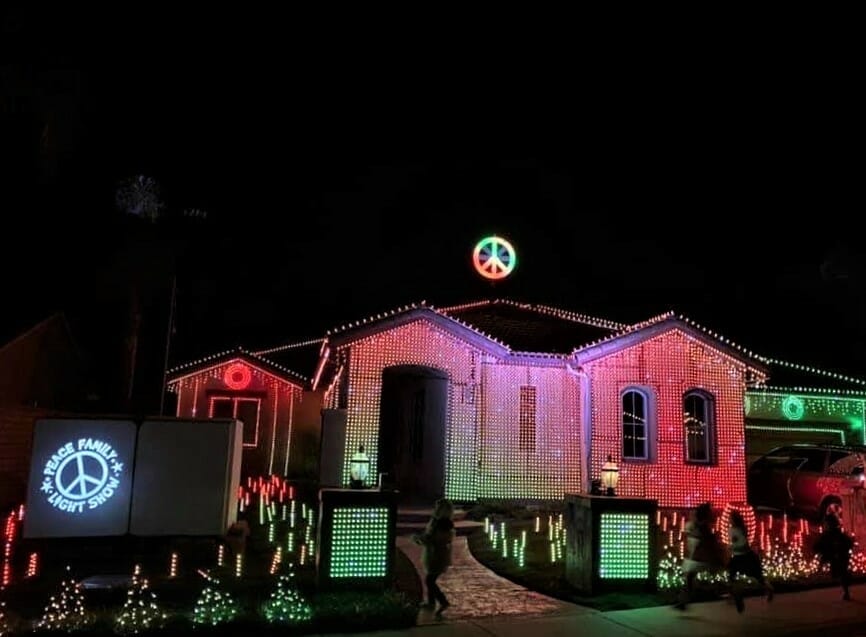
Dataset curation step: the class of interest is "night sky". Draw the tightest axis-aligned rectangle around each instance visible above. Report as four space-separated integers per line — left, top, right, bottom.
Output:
2 12 863 409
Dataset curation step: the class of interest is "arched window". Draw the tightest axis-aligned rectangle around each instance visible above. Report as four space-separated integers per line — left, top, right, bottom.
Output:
684 390 715 464
622 389 649 460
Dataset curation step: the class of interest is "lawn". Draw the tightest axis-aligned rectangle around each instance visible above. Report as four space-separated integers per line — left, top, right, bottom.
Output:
0 477 421 635
466 505 866 611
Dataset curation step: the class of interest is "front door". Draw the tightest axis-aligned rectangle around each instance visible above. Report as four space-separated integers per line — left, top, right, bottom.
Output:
378 366 447 503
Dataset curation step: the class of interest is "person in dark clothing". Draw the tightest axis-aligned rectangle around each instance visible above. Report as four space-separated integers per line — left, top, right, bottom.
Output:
674 502 723 610
814 513 853 600
413 498 455 618
727 511 773 613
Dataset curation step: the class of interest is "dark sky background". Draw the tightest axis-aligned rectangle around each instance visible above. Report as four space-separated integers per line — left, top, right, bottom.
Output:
2 11 863 408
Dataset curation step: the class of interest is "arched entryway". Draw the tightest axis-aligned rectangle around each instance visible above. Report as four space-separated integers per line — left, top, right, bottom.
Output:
378 365 448 504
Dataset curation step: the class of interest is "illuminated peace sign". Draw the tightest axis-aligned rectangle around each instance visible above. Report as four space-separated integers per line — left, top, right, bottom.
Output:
473 235 517 280
55 451 109 500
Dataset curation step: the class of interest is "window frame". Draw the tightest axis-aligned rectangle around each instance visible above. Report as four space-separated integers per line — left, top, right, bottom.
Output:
518 385 537 453
621 388 651 461
208 394 262 448
683 389 716 465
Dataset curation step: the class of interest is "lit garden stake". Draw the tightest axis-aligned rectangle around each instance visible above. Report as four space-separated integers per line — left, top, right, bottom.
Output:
37 566 89 631
169 552 179 578
270 547 283 575
217 545 225 567
0 601 10 637
115 565 166 635
26 552 38 578
263 567 312 625
234 553 243 578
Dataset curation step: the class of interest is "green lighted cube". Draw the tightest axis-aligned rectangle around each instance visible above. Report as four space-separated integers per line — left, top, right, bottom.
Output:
317 489 397 588
599 512 650 579
330 507 389 578
565 494 657 594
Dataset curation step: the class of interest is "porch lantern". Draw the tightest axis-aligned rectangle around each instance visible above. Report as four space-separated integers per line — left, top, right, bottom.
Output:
350 444 370 489
601 455 619 497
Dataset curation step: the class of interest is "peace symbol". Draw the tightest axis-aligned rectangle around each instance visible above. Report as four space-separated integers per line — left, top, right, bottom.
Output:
473 236 516 280
55 451 109 501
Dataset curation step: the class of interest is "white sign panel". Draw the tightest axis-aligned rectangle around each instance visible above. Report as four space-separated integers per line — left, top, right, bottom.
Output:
129 419 242 536
24 419 137 538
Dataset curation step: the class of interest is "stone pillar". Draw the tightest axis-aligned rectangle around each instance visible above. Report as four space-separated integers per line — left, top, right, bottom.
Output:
316 488 398 589
565 494 658 595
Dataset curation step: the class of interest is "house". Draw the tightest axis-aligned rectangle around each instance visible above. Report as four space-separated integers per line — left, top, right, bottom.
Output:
166 298 866 509
166 346 323 479
0 313 86 510
312 300 767 508
743 362 866 466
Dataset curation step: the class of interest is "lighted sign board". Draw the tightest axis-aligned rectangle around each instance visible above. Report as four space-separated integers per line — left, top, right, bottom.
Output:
23 419 137 538
599 512 650 579
330 507 389 578
473 235 516 280
129 419 242 536
316 489 398 589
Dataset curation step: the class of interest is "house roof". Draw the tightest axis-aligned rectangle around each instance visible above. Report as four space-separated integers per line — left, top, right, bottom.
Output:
250 338 324 380
573 312 769 377
167 347 308 387
751 358 866 397
325 303 512 356
0 313 77 357
439 299 623 354
167 299 866 399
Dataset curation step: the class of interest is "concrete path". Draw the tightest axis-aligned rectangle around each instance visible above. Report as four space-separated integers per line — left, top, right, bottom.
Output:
395 535 584 623
390 526 866 637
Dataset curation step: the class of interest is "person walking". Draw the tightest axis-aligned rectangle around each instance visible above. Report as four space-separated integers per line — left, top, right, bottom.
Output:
727 510 773 613
674 502 723 610
814 513 853 600
413 498 455 618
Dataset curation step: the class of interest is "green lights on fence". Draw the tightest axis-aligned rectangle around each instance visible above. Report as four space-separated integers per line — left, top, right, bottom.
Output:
599 513 649 579
329 507 389 578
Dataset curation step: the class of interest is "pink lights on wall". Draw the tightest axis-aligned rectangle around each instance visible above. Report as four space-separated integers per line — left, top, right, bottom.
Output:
339 319 581 500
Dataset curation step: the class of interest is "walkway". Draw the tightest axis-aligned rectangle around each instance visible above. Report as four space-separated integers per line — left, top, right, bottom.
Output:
396 535 586 623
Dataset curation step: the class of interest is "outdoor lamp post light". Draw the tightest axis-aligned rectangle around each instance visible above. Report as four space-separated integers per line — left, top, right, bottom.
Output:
601 455 619 497
349 444 370 489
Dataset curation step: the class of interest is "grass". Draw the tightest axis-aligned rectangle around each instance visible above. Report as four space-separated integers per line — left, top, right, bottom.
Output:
467 509 866 611
0 487 422 635
467 519 678 611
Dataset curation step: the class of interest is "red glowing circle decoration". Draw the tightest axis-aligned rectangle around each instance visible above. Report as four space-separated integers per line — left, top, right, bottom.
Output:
224 363 252 390
473 235 516 281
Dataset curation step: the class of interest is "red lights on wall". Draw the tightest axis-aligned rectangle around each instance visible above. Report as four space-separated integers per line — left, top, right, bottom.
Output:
224 363 252 390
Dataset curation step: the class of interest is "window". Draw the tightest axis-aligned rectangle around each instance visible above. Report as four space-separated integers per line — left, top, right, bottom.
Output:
519 386 537 452
622 389 649 460
209 396 261 447
790 448 828 472
684 391 715 464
